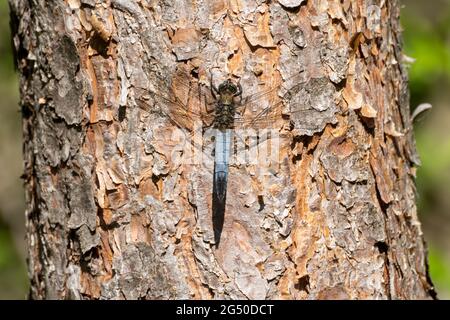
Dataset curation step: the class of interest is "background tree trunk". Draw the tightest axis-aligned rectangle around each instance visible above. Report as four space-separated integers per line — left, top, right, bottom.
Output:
10 0 436 299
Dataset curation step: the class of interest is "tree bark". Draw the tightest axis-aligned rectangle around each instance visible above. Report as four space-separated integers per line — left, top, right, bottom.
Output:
10 0 436 299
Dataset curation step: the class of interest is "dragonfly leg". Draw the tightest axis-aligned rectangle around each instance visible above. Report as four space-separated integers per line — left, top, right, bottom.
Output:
233 80 245 119
235 81 243 103
210 74 219 99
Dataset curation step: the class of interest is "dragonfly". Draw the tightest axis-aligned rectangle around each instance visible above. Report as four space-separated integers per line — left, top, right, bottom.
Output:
135 66 317 245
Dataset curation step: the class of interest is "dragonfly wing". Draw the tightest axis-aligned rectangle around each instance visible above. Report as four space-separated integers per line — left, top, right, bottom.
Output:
230 71 307 130
134 68 215 132
233 76 339 136
234 100 286 130
233 98 337 133
240 71 306 104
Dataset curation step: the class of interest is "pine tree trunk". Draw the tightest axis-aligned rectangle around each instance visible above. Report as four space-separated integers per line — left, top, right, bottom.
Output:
10 0 436 299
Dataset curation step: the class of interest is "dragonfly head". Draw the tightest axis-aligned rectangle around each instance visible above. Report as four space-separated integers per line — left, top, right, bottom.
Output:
218 79 239 105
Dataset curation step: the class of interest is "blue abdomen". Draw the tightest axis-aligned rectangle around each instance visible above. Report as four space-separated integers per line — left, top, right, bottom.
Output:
213 129 232 203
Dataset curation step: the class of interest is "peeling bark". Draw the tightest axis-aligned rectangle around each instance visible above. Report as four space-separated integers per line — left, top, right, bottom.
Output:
10 0 436 299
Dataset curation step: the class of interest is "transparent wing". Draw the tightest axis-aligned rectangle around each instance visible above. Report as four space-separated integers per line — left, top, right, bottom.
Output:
232 71 309 129
135 67 215 131
232 101 317 130
135 67 309 131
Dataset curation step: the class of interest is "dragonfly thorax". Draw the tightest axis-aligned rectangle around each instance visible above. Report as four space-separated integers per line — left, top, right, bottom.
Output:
218 80 238 106
212 78 242 129
214 103 235 129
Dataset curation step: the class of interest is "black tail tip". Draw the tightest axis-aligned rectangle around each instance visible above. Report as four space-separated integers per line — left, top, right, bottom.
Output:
213 231 221 248
212 192 226 248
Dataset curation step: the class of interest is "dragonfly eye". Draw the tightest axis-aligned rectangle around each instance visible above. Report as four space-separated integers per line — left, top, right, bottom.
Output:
219 80 237 94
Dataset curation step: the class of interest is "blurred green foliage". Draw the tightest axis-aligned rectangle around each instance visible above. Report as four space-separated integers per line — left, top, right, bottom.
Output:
0 1 13 77
0 218 27 299
402 2 450 106
0 0 449 299
402 0 450 298
428 248 450 296
0 0 28 299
